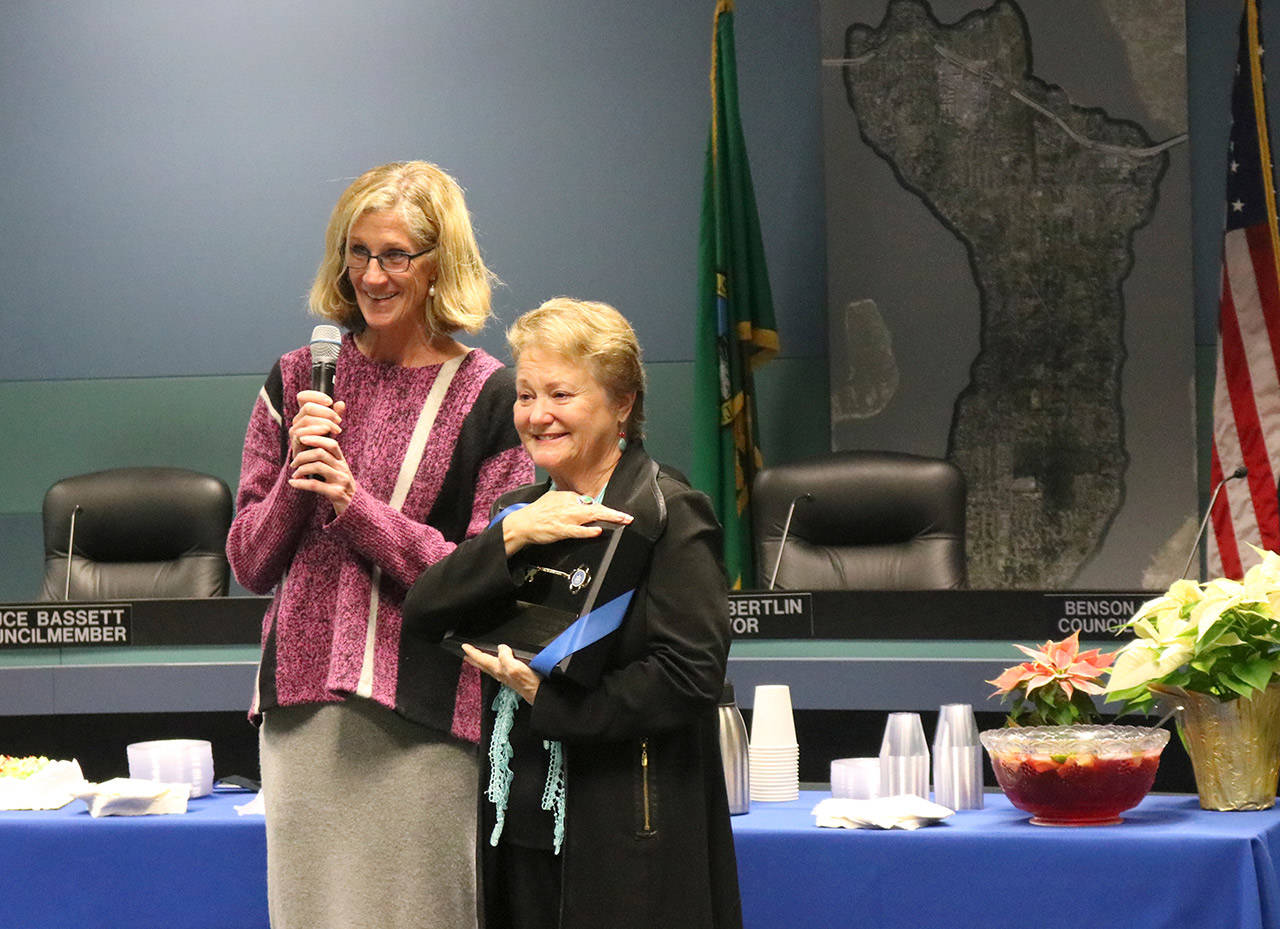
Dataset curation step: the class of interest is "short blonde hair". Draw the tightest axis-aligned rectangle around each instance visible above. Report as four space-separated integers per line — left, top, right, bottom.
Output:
308 161 495 335
508 297 646 443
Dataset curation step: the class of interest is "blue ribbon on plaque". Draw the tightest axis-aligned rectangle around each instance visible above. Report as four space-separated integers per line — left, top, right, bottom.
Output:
528 589 634 678
442 520 651 687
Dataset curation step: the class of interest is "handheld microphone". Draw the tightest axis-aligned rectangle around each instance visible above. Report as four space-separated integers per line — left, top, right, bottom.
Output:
309 324 342 398
1181 466 1249 579
768 493 814 590
63 504 82 601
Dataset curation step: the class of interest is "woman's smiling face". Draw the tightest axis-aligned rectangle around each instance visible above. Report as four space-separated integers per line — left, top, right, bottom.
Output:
345 209 436 339
514 346 632 491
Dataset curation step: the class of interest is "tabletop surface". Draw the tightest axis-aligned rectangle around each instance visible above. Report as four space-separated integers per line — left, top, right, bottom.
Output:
6 789 1280 929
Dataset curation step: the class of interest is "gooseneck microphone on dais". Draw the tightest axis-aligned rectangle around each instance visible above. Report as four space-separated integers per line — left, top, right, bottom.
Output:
768 493 814 590
1181 466 1249 579
309 324 342 397
63 504 83 600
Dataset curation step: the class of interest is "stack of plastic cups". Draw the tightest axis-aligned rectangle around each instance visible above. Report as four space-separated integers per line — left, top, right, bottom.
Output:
126 739 214 798
830 757 880 799
748 684 799 801
879 712 930 799
932 703 984 810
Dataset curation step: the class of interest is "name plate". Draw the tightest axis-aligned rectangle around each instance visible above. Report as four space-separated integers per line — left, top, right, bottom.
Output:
728 592 813 638
726 589 1153 640
0 603 132 649
1040 592 1149 638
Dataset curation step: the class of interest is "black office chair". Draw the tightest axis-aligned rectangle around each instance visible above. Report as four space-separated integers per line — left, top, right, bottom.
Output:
752 451 967 590
41 467 234 600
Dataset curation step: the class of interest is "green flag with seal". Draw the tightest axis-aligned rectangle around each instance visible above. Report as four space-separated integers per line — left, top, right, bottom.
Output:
692 0 779 589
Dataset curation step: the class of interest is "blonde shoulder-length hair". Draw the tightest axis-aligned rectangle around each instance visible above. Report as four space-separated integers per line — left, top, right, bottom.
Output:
508 297 647 443
308 161 495 335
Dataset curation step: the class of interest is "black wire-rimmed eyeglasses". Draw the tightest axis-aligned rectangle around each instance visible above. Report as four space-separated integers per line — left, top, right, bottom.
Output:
345 244 434 273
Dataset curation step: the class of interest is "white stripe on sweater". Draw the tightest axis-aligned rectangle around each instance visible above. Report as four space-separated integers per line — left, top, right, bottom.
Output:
356 352 468 699
259 386 283 427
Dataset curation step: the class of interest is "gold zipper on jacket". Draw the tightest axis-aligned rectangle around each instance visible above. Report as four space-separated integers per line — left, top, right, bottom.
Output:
641 738 651 832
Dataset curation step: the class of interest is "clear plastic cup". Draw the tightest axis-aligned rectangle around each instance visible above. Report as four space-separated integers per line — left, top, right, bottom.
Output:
879 712 929 799
749 684 798 747
933 703 984 810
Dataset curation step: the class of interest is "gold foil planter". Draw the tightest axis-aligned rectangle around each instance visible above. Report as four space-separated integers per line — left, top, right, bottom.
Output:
1151 683 1280 811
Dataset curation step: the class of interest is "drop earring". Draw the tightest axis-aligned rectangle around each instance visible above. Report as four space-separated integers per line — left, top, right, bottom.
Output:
428 281 436 298
617 430 628 452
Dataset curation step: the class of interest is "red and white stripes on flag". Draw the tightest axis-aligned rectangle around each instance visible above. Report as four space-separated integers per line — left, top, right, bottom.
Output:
1209 0 1280 579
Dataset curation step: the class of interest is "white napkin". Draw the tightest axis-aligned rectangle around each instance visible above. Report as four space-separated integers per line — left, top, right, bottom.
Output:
73 777 190 817
234 791 265 816
812 794 954 830
0 760 88 811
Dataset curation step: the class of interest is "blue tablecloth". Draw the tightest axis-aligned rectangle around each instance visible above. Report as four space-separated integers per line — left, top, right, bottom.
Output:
733 791 1280 929
0 791 267 929
5 789 1280 929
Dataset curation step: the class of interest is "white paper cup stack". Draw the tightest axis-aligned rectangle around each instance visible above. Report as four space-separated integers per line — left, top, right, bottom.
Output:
748 684 799 802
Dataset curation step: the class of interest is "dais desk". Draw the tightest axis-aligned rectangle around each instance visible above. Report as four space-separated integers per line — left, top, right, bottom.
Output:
0 590 1150 715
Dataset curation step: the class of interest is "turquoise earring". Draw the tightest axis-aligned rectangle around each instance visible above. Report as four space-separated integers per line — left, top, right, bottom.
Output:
617 430 627 452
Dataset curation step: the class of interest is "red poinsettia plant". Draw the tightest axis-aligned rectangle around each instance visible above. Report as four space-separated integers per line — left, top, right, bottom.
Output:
987 631 1118 727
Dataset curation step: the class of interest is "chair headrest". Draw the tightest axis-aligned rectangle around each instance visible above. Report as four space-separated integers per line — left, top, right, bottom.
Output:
752 451 967 590
754 452 965 545
43 467 232 561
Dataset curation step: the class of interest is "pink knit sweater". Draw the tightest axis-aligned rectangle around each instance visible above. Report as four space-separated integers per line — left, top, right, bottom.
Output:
226 336 532 740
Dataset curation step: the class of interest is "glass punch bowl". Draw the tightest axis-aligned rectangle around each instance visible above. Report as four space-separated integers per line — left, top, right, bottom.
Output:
979 724 1171 826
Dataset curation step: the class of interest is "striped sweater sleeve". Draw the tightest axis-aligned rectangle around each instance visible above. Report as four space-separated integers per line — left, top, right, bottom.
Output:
225 360 317 594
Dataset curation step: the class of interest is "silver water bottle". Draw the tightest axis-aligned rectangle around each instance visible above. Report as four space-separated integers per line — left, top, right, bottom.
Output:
718 680 750 814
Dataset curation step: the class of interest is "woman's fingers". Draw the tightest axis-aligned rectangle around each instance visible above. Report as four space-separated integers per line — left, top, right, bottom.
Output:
289 392 343 455
583 503 632 525
460 644 541 703
288 432 356 515
501 491 633 554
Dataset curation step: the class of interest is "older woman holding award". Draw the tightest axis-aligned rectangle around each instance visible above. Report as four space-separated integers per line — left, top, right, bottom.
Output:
403 298 742 929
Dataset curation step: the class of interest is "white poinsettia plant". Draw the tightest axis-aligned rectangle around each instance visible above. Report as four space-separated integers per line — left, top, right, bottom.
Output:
1105 545 1280 714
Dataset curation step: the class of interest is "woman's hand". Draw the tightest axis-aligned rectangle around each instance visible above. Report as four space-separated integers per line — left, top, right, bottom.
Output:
461 644 542 703
288 390 345 457
287 390 356 516
501 491 632 556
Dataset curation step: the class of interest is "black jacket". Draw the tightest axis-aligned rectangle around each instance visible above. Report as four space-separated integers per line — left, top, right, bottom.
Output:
403 443 742 929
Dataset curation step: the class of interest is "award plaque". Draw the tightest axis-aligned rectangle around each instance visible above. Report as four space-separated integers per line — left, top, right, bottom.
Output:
442 522 651 686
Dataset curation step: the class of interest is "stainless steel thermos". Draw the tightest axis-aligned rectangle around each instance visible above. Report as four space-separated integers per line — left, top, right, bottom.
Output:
718 679 750 814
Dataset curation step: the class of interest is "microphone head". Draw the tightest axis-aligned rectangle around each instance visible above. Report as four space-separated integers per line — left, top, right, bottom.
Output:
1233 466 1249 480
310 324 342 364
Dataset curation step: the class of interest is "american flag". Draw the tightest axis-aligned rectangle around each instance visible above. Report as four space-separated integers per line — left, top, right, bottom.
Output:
1209 0 1280 579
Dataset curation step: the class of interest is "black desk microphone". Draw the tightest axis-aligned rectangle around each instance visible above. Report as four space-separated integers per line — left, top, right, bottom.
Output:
768 493 814 590
1181 466 1249 579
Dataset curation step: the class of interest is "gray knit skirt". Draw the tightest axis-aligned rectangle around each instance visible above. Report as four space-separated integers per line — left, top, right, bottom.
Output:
259 698 478 929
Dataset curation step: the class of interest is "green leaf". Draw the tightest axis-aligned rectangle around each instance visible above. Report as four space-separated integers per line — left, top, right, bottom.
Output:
1220 673 1256 698
1236 657 1276 692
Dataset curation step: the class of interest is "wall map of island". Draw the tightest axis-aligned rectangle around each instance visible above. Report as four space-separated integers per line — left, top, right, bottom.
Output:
822 0 1194 589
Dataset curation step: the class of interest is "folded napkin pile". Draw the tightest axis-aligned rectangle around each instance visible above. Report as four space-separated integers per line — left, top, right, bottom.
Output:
74 778 190 817
812 794 954 830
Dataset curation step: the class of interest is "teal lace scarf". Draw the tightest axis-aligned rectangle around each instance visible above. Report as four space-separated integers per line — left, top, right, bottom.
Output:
485 686 566 854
